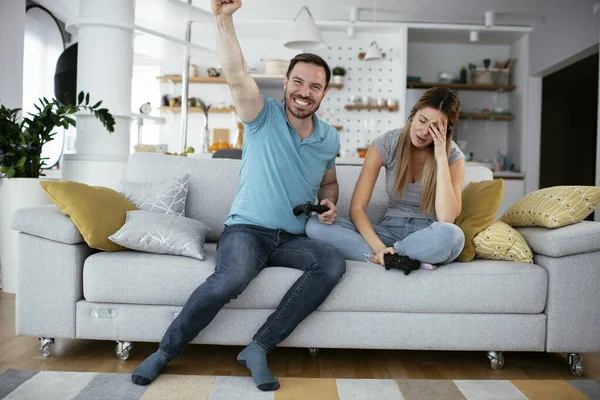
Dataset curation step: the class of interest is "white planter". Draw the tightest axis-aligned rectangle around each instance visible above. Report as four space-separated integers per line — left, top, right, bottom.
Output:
0 178 51 293
332 75 344 85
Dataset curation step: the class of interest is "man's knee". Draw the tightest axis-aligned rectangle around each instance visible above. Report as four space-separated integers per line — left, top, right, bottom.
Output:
315 245 346 283
204 272 252 302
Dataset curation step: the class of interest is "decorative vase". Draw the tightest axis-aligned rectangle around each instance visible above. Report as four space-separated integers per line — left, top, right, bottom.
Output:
200 118 210 153
332 75 344 84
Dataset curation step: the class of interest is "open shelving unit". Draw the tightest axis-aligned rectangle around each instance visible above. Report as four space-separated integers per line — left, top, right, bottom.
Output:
157 75 344 89
344 104 399 112
406 81 516 92
158 106 235 114
459 112 515 121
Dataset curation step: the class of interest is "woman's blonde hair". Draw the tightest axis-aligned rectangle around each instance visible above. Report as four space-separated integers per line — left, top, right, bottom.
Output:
393 87 460 215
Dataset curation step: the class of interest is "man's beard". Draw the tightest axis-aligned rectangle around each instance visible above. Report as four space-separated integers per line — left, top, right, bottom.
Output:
284 89 321 119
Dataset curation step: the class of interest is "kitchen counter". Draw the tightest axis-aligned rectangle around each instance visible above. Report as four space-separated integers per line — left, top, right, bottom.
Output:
336 157 525 179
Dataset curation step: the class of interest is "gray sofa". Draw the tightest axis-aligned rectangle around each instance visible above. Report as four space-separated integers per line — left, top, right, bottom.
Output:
11 153 600 376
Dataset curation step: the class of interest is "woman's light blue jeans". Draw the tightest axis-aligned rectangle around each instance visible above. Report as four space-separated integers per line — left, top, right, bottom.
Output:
305 215 464 265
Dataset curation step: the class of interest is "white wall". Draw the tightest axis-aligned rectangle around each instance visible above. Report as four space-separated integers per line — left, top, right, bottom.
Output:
529 0 598 76
509 34 529 174
0 0 25 109
407 42 512 163
525 77 542 194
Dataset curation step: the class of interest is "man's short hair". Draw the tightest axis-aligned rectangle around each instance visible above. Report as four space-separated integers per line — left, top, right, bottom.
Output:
285 53 331 89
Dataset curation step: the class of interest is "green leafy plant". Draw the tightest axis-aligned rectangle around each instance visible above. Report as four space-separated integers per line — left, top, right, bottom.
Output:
332 66 346 76
0 91 115 178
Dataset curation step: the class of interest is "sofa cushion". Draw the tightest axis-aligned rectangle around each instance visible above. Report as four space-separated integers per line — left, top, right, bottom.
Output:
83 244 548 314
501 185 600 228
11 204 84 245
455 179 504 262
40 180 137 251
109 210 211 260
124 153 495 242
119 174 190 216
474 220 533 263
517 221 600 257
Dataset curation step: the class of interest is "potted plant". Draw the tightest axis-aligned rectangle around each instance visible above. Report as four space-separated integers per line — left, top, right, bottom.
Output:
332 66 346 85
0 91 114 293
0 92 114 178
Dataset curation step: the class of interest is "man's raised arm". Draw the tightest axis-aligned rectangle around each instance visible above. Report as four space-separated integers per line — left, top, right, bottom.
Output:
212 0 263 122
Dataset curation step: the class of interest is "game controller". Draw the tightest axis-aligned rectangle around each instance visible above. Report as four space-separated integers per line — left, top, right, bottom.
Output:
293 202 330 216
383 253 420 275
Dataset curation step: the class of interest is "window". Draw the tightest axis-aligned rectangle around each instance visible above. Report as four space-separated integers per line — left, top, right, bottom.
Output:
22 6 65 169
131 64 161 148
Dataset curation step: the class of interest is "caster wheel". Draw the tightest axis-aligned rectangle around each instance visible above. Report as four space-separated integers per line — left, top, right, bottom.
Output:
568 353 584 376
487 351 504 370
116 341 132 361
308 348 319 357
40 338 55 358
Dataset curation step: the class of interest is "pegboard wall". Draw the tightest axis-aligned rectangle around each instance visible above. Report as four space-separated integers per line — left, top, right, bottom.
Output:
158 31 406 156
316 32 405 156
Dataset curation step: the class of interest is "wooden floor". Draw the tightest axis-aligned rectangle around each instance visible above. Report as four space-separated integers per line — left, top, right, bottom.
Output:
1 292 598 380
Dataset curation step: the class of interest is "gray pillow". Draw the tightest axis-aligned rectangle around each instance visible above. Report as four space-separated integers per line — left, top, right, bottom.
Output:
109 210 210 260
119 174 190 216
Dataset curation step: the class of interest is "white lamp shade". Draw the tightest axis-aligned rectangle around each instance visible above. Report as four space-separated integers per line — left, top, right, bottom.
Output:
364 41 383 60
283 6 324 50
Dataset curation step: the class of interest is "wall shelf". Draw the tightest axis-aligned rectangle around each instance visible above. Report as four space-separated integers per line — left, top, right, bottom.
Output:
159 106 235 114
459 112 515 121
344 104 399 112
406 81 516 92
158 76 225 84
157 75 344 89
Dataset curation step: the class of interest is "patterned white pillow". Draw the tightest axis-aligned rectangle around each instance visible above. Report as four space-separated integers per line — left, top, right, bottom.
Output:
119 175 189 216
109 210 210 260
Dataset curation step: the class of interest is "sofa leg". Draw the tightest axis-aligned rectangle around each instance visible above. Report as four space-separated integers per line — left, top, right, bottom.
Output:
308 348 319 357
568 353 584 376
487 351 504 370
40 337 55 358
115 341 133 361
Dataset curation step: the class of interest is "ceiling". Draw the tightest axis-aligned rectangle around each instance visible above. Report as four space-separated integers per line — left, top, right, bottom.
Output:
34 0 578 58
408 28 527 45
190 0 547 24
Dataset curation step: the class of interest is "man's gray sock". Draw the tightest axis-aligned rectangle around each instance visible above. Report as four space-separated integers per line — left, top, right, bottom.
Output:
237 341 280 391
131 349 170 386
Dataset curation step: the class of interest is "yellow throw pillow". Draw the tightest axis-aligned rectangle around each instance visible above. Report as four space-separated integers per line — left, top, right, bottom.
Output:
40 181 137 251
474 220 533 263
455 179 504 262
500 186 600 228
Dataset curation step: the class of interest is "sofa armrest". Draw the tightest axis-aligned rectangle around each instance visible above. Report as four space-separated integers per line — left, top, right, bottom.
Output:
16 233 96 339
11 204 84 245
516 221 600 257
517 222 600 352
532 251 600 353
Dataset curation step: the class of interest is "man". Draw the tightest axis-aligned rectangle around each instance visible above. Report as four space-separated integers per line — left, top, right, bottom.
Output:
131 0 346 392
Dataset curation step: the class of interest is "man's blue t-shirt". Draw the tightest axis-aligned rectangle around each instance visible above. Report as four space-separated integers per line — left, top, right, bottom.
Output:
225 97 340 234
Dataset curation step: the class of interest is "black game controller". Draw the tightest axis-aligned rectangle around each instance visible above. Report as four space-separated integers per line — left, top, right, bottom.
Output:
293 202 330 216
383 253 420 275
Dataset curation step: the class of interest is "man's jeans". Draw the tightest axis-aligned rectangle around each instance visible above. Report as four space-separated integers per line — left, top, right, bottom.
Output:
159 224 346 359
306 216 464 265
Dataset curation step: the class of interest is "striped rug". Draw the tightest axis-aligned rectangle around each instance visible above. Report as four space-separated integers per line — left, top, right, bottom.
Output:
1 370 599 399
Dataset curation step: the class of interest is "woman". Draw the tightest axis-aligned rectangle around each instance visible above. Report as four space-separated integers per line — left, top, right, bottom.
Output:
307 87 465 268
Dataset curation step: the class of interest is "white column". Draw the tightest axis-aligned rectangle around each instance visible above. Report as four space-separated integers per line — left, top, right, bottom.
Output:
0 0 25 109
62 0 135 189
0 0 26 293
